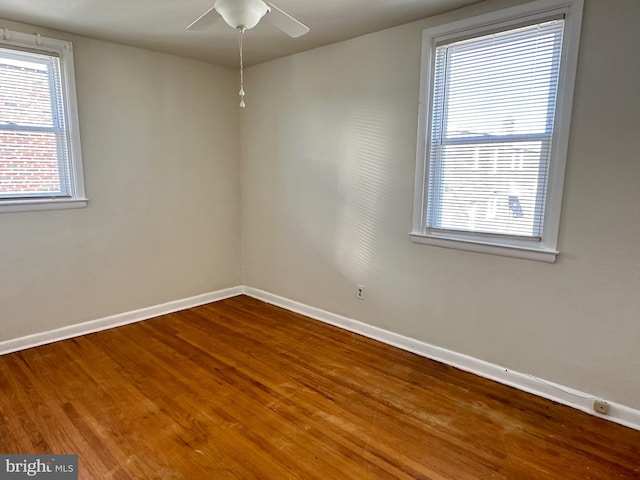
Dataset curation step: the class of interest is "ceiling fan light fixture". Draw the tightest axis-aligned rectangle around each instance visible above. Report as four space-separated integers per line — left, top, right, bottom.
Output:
187 0 309 109
214 0 269 30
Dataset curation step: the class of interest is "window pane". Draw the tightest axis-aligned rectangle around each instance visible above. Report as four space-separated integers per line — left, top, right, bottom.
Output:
429 141 547 237
0 50 55 128
427 19 564 238
442 21 564 139
0 47 69 198
0 131 64 196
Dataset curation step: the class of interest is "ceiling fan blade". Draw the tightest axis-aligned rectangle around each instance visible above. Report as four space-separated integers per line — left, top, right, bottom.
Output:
265 3 309 38
186 5 220 31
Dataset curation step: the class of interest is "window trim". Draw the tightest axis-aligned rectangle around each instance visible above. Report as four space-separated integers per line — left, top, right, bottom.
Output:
0 28 87 213
410 0 584 263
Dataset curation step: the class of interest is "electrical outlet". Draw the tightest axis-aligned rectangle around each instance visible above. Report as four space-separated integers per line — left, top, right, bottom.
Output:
356 285 365 300
593 399 609 415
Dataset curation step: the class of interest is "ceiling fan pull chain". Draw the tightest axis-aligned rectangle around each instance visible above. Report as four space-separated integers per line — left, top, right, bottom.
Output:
238 27 246 108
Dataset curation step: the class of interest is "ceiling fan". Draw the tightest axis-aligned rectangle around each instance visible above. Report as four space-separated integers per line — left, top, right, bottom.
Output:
187 0 310 108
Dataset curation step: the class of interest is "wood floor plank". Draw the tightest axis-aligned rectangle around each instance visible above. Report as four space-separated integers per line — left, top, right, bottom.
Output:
0 295 638 479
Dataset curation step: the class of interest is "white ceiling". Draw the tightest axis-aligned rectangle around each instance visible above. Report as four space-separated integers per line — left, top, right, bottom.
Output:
0 0 483 67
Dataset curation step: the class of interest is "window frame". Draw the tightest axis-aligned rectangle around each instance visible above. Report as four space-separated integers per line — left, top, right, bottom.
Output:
410 0 584 263
0 28 87 213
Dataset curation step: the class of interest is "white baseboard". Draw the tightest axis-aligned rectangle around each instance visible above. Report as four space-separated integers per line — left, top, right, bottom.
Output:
3 284 638 431
243 287 640 431
0 286 243 356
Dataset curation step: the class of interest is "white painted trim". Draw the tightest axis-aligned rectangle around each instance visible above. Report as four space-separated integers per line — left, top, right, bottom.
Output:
0 198 88 213
409 233 558 263
0 287 243 356
243 287 640 431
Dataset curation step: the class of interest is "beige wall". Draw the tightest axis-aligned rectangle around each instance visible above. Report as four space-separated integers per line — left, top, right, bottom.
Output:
0 20 242 341
241 0 640 409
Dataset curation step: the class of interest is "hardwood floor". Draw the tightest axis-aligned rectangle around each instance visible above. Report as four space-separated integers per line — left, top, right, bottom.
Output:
0 295 638 479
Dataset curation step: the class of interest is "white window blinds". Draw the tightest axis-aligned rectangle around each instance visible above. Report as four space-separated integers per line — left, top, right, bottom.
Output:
0 47 71 199
426 19 565 239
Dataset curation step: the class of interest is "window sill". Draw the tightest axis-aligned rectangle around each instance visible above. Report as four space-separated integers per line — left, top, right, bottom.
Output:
0 198 88 214
409 232 558 263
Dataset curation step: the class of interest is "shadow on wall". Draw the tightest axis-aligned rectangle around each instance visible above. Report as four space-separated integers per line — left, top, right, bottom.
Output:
336 106 394 282
269 52 403 292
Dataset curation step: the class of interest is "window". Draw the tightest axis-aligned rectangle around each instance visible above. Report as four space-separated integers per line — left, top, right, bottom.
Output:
411 0 583 262
0 29 86 212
